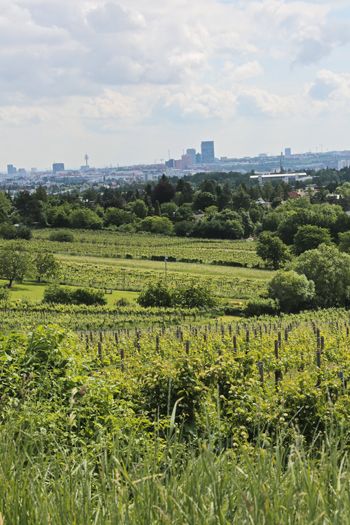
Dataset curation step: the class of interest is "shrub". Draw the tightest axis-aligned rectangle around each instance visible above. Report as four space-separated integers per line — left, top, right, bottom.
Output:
137 281 216 308
173 282 216 308
116 297 130 306
268 270 315 313
0 286 11 303
245 298 280 317
137 281 172 308
49 231 75 243
16 226 32 240
43 285 107 306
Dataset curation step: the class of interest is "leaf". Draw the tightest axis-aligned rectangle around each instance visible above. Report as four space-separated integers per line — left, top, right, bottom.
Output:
169 397 183 437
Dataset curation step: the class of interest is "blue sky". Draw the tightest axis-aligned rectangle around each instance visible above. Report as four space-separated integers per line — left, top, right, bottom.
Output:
1 0 350 169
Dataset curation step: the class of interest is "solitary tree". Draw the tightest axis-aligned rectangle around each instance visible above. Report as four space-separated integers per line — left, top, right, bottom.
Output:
0 242 32 287
33 253 61 283
256 231 291 270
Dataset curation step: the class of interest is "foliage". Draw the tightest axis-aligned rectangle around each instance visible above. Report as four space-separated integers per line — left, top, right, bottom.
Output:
49 230 75 242
136 280 172 307
294 243 350 308
33 253 61 282
138 216 173 235
293 224 333 255
256 231 291 269
43 284 107 306
137 280 216 308
268 270 315 313
244 297 279 317
0 241 32 287
173 282 216 308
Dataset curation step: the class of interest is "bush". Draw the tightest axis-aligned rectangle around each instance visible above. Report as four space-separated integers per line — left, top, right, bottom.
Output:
0 286 11 303
137 281 216 308
115 297 130 306
0 223 17 239
268 270 315 313
137 281 172 307
16 226 32 240
245 298 280 317
43 285 107 306
49 231 75 243
173 282 216 308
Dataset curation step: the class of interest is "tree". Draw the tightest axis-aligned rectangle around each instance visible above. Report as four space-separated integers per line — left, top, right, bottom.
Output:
193 191 216 211
268 270 315 313
0 242 32 287
339 231 350 253
138 216 173 235
231 187 251 211
69 208 103 229
34 185 48 203
256 232 291 270
154 200 161 217
293 244 350 308
137 281 172 307
33 253 61 283
151 175 175 205
132 199 148 219
0 191 11 222
293 225 333 255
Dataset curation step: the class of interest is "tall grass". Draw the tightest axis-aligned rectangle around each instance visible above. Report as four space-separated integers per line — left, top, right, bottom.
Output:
1 417 350 524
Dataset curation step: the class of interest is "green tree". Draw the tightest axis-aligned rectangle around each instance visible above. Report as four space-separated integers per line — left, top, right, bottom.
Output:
339 231 350 253
104 208 134 227
256 232 291 270
137 281 172 307
154 200 161 217
268 270 315 313
69 209 103 229
132 199 148 219
193 191 216 211
0 242 32 287
293 225 333 255
33 253 61 283
294 243 350 308
34 185 48 203
138 216 173 235
0 191 11 222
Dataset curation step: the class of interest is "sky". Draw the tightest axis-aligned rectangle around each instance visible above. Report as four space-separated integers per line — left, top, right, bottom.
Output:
1 0 350 170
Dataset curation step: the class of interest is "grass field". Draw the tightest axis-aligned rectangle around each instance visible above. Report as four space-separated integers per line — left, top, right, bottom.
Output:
0 280 139 305
56 254 274 280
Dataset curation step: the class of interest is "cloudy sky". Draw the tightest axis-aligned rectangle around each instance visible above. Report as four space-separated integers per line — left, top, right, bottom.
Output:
1 0 350 170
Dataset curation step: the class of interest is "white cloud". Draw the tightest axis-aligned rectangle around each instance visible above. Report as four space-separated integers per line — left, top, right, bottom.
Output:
0 0 349 166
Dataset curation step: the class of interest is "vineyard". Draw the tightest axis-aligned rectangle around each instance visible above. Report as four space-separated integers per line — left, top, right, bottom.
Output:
28 229 263 267
2 308 350 522
56 260 268 298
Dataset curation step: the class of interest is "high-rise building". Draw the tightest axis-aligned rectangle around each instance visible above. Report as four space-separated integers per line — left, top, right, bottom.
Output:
196 153 202 164
175 160 182 169
181 155 192 169
53 163 65 173
201 141 215 163
186 149 196 166
7 164 16 175
285 148 292 156
165 159 176 168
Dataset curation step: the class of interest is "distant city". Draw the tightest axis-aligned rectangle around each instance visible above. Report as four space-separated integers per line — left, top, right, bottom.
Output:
2 141 350 193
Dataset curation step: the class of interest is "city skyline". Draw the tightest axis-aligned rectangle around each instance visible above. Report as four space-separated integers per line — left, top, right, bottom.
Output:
0 0 350 171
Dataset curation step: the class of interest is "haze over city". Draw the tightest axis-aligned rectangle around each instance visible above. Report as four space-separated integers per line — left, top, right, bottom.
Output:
1 0 350 170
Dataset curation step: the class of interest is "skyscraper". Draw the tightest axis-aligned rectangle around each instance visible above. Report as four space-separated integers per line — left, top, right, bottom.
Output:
7 164 15 175
186 149 196 165
53 163 65 173
201 141 215 163
285 148 291 156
